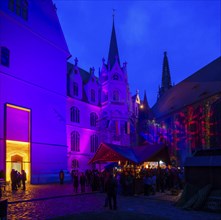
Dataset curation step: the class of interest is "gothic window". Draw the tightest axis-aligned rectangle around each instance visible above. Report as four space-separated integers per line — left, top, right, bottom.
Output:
72 159 79 168
8 0 28 20
71 131 80 152
91 89 95 102
73 82 78 97
90 134 98 153
113 73 119 80
113 90 119 101
90 112 98 127
70 106 80 123
0 47 10 67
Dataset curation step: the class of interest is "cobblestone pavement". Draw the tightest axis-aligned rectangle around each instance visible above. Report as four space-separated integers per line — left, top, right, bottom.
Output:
1 184 221 220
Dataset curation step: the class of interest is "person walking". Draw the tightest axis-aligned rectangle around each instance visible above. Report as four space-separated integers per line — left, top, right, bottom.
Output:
59 170 64 185
21 170 27 190
105 173 117 210
80 172 86 193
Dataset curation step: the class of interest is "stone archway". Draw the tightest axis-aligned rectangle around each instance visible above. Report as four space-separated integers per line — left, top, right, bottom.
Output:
11 155 23 173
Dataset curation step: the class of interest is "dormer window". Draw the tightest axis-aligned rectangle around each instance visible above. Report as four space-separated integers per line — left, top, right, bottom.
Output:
113 73 119 80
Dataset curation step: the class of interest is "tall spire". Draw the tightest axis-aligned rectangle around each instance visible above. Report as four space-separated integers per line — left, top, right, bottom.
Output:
143 90 150 110
108 10 120 69
158 51 172 99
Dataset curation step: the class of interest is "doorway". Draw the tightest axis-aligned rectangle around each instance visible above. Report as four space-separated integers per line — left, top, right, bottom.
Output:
5 104 31 182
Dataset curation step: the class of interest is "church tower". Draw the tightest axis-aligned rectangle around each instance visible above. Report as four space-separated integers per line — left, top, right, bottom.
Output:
158 51 173 99
99 14 133 146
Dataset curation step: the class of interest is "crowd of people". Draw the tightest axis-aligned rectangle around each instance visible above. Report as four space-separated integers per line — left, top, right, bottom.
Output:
10 169 27 191
67 166 184 210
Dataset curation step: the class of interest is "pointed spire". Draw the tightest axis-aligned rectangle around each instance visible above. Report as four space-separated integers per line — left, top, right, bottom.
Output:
158 51 172 99
108 10 120 69
143 90 150 110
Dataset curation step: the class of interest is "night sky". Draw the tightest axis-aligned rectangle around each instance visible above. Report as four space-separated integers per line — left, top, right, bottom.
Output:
53 0 221 107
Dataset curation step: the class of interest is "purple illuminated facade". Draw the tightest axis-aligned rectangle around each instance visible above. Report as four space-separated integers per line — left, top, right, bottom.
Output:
66 20 140 172
0 0 71 183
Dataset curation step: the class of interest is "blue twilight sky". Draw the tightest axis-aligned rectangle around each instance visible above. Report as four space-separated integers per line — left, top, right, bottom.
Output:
53 0 221 107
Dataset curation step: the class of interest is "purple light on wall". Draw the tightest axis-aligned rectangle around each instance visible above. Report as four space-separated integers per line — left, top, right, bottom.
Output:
6 104 30 142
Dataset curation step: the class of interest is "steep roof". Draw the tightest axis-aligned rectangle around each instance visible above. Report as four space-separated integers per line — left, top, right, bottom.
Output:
152 56 221 119
107 19 120 69
67 62 98 84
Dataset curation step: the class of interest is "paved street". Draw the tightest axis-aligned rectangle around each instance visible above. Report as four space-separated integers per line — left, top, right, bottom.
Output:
1 183 220 220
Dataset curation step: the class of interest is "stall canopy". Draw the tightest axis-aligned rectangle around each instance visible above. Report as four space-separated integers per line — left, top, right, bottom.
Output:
89 142 171 165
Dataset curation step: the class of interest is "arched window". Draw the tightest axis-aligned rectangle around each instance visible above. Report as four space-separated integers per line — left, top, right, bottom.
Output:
71 131 80 152
90 112 98 127
71 106 80 123
90 134 98 153
113 90 119 101
91 89 95 102
72 159 79 169
73 82 78 96
1 47 10 67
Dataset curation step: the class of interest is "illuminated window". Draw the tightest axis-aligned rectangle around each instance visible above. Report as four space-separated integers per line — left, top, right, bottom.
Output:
70 106 80 123
72 159 79 168
73 82 78 96
1 47 10 67
91 89 95 102
8 0 28 20
90 112 98 127
90 134 98 153
71 131 80 152
113 90 119 101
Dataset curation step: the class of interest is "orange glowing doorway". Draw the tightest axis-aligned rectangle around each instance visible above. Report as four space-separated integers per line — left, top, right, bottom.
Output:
5 104 31 182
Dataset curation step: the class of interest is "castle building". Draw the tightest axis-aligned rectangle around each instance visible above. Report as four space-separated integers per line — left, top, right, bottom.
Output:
66 18 140 172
